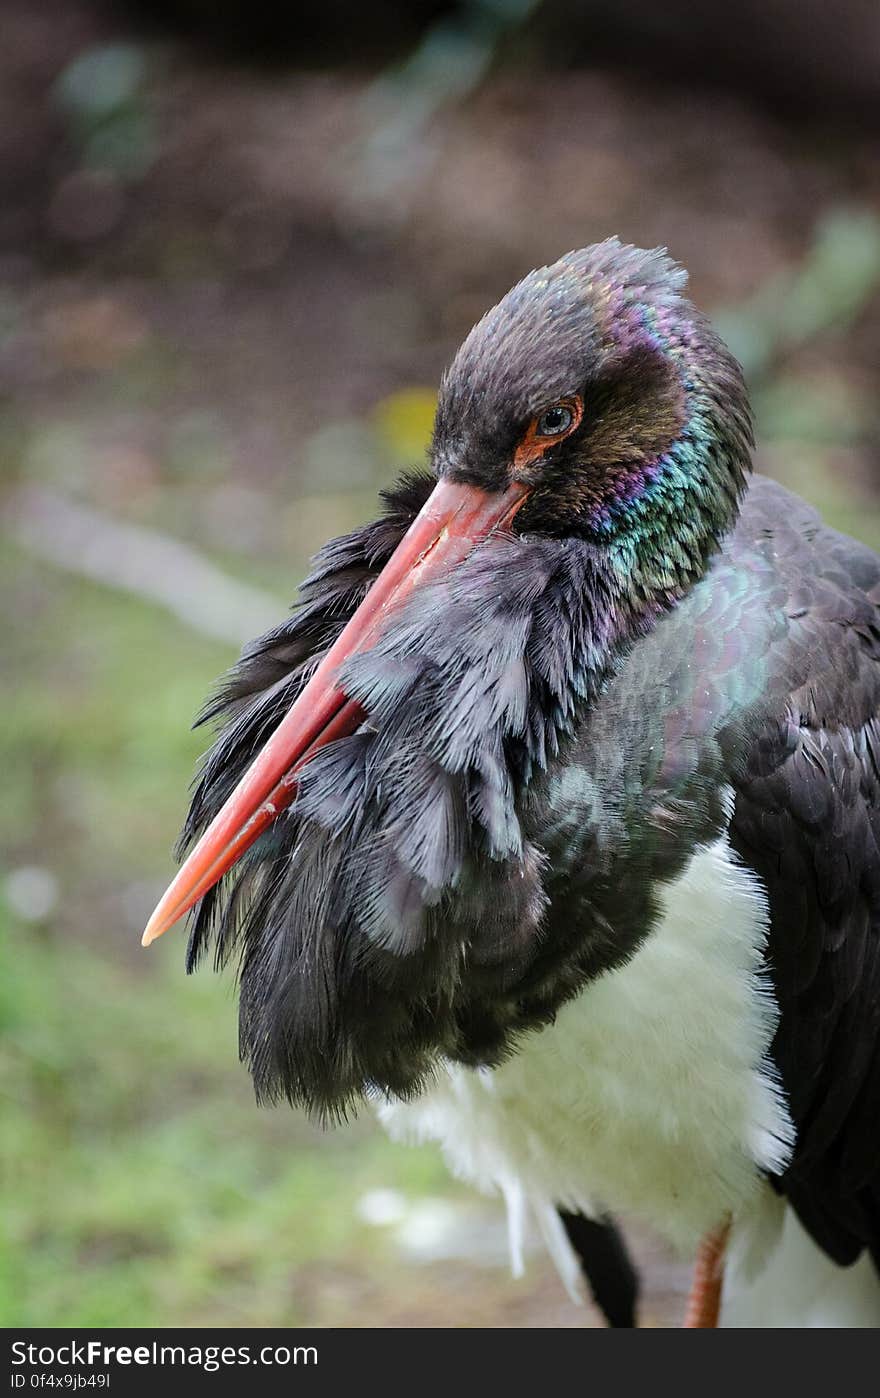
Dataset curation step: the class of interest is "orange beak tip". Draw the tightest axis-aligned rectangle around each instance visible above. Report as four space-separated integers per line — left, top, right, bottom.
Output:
141 904 174 947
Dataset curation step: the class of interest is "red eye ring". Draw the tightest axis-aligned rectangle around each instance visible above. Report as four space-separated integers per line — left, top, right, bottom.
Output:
514 395 583 472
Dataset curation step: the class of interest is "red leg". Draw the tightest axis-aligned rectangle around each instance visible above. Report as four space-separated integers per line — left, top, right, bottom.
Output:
683 1221 730 1328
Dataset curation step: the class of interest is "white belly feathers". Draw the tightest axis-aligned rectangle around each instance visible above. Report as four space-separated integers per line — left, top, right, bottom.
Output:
378 828 795 1277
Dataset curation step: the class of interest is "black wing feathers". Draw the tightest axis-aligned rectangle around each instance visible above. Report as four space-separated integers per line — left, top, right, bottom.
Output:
727 495 880 1267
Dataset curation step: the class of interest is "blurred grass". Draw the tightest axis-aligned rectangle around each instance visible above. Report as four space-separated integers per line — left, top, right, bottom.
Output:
1 894 457 1326
1 555 463 1328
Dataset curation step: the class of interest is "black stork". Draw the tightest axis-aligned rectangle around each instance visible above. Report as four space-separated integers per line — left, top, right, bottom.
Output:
143 240 880 1327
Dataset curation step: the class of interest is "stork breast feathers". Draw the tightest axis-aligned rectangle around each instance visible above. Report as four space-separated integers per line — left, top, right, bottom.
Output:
186 525 627 1115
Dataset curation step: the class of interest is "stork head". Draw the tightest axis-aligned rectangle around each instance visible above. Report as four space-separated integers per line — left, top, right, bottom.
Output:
431 238 751 576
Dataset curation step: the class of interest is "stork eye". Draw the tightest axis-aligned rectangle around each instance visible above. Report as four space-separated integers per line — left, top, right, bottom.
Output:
536 404 575 437
514 395 583 472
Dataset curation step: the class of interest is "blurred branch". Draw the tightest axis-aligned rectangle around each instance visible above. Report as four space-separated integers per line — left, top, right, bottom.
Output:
714 208 880 381
347 0 542 222
7 484 285 648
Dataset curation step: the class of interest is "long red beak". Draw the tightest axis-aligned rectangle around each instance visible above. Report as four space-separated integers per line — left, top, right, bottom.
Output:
141 476 529 946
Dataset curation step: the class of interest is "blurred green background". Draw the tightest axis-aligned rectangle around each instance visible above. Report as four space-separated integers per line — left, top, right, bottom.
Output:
3 0 880 1329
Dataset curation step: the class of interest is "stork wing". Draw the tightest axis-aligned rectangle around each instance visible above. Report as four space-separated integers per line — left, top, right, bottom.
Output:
727 491 880 1269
